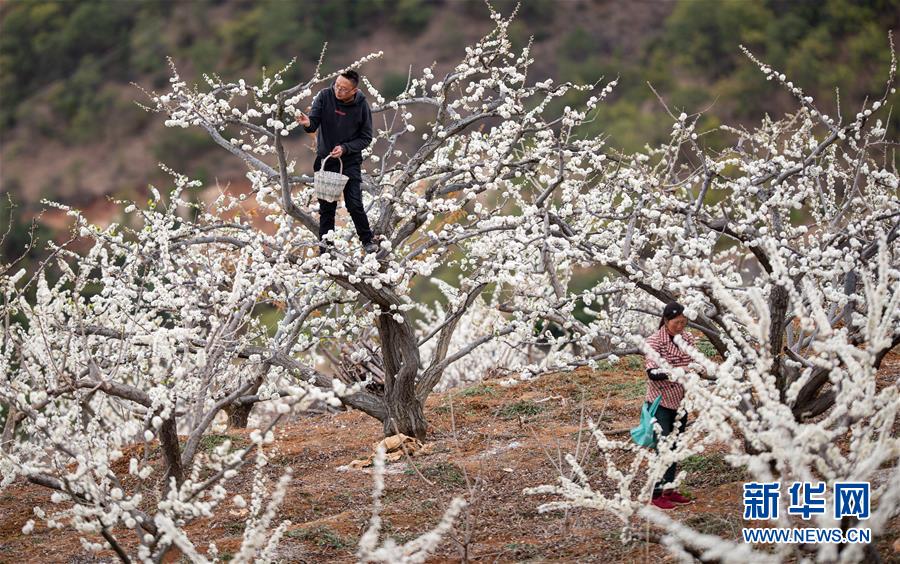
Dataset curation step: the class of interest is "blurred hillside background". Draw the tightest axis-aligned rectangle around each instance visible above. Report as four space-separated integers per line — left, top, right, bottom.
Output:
1 0 898 273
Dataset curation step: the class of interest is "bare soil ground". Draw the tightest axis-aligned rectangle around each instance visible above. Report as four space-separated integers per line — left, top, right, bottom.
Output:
1 357 898 563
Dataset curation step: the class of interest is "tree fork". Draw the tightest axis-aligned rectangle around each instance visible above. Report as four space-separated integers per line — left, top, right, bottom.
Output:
224 374 264 429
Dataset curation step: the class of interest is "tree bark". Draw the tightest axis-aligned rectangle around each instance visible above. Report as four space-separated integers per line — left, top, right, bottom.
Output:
768 284 790 402
224 375 264 429
158 417 184 489
383 399 428 441
1 403 18 452
225 403 253 429
376 311 427 440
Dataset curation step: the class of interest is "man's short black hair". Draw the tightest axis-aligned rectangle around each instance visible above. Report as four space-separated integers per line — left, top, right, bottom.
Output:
340 70 360 87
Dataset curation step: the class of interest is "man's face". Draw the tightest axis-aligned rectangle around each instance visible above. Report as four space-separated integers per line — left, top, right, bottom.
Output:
334 76 357 102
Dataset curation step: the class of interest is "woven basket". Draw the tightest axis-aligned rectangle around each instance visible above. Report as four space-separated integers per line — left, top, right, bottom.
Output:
314 155 349 202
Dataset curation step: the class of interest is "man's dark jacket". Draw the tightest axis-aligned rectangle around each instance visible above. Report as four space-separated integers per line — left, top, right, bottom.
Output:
303 86 373 167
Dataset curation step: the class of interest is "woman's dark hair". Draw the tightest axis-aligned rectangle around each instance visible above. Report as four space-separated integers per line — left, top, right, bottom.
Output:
341 70 360 87
659 301 685 328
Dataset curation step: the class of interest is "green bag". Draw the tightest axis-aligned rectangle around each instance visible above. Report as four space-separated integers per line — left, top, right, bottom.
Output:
630 395 662 448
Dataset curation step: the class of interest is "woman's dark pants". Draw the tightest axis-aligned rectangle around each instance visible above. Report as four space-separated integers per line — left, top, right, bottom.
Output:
649 403 687 497
315 156 373 246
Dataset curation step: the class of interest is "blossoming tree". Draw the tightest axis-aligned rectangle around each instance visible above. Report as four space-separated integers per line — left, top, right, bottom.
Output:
0 10 593 561
1 5 898 562
141 7 622 440
523 39 900 563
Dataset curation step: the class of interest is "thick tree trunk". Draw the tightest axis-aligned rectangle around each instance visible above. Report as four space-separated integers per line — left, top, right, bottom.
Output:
376 310 427 440
225 403 253 429
0 403 18 452
768 284 790 402
224 375 264 429
158 417 184 489
382 399 428 441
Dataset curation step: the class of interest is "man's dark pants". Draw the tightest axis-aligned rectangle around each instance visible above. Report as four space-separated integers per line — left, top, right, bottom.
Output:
647 402 687 496
315 156 373 245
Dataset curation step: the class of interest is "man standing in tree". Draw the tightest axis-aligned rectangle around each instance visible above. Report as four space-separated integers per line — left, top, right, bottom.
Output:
296 70 378 254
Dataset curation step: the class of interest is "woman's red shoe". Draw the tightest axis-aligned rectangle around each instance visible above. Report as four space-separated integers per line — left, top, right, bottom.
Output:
651 495 676 510
664 490 693 504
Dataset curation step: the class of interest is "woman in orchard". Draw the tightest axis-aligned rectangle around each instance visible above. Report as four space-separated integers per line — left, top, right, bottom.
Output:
645 301 697 510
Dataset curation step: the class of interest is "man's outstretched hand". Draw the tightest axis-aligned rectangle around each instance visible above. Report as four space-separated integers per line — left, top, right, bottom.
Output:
329 145 344 158
295 111 310 127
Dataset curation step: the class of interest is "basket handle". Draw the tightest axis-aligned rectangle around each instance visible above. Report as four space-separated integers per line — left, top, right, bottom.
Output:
320 155 343 175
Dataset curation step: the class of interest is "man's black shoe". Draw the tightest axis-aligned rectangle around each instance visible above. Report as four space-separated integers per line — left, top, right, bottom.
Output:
317 241 335 256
